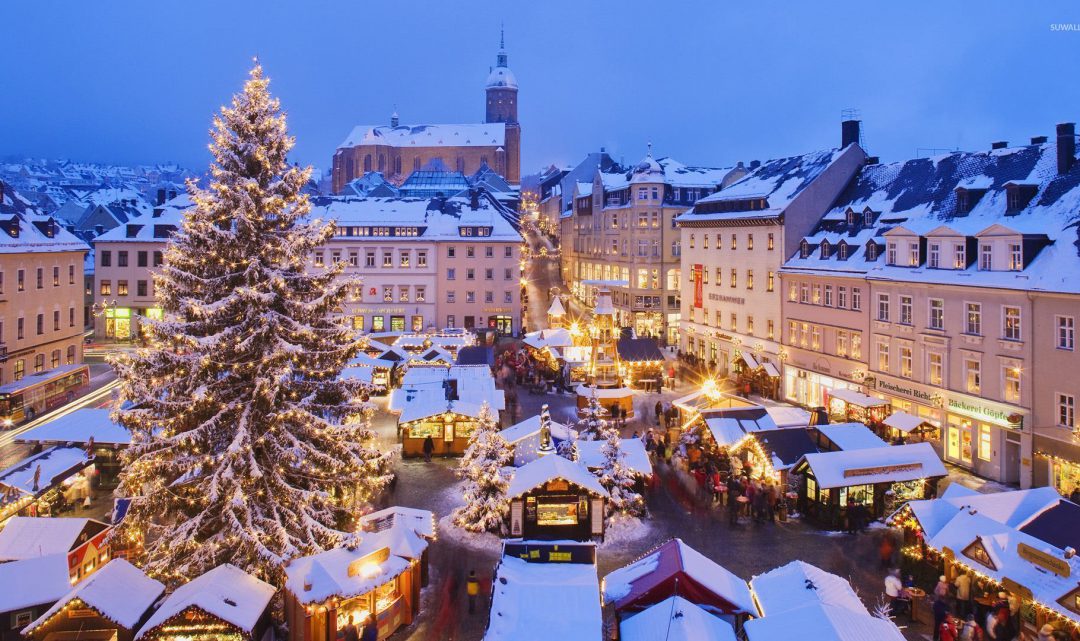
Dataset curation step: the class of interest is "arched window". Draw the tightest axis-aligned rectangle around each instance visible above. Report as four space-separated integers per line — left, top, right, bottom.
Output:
800 240 810 258
838 242 849 260
345 157 355 180
820 240 831 259
66 345 76 364
363 155 372 172
456 157 465 172
394 157 402 175
413 157 421 171
378 154 385 172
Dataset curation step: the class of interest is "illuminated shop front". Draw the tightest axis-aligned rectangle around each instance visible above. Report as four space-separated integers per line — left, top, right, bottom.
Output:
506 455 608 542
868 375 944 442
782 354 864 409
397 405 480 458
1033 428 1080 497
103 307 133 340
941 393 1026 485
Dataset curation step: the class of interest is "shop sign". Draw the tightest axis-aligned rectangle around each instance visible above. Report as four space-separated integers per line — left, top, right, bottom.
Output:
68 609 97 619
843 462 923 478
692 264 703 309
707 293 746 305
1017 542 1070 577
545 479 569 492
947 396 1022 428
484 307 511 313
351 307 406 314
1001 577 1034 600
875 377 940 405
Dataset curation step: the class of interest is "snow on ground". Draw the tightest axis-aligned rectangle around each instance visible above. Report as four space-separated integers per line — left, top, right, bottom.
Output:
436 514 504 552
600 514 654 548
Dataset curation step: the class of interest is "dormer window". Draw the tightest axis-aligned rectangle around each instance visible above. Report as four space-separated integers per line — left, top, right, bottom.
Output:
908 243 920 266
820 240 831 259
799 239 810 258
887 242 897 265
979 244 992 270
1009 243 1022 271
846 208 858 226
866 242 879 261
863 207 874 226
954 243 967 269
838 241 849 260
1005 182 1037 213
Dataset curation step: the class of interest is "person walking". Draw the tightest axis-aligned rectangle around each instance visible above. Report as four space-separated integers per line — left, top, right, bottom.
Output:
655 435 667 464
342 616 359 641
932 596 950 641
884 569 908 618
727 476 742 525
939 613 959 641
422 435 435 463
954 571 972 619
654 400 662 426
466 570 480 614
958 614 983 641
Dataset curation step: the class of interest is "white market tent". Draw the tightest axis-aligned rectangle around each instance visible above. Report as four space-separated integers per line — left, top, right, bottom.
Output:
0 516 105 561
743 601 905 641
824 388 889 409
749 560 867 617
816 423 889 451
24 559 165 635
795 442 946 489
882 411 930 434
619 595 737 641
483 555 602 641
16 409 132 446
506 455 608 499
135 564 275 640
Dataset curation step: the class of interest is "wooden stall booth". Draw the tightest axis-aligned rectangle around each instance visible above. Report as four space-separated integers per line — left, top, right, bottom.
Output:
575 384 634 419
506 455 608 542
284 534 424 641
823 388 891 426
793 442 946 529
0 555 71 641
0 447 95 525
22 560 164 641
133 564 274 641
396 400 482 458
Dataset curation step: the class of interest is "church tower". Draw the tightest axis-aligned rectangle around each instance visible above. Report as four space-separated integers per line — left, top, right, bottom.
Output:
485 27 520 184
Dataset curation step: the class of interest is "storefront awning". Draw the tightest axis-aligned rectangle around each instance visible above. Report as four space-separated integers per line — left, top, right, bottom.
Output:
761 362 780 378
883 411 929 434
826 388 888 409
736 352 760 370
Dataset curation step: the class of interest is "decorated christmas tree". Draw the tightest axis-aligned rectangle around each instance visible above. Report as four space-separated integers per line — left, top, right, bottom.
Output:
594 408 646 518
556 429 579 462
576 388 608 441
453 402 513 534
109 63 391 586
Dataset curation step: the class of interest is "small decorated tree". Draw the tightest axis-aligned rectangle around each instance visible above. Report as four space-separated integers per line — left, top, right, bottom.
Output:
556 429 579 462
576 388 608 441
594 413 646 518
452 402 513 534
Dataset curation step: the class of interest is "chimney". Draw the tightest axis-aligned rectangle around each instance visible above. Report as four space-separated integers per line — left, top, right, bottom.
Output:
168 189 177 200
1057 122 1075 175
157 188 166 205
390 112 399 128
866 156 880 165
841 119 861 148
991 141 1008 150
749 160 761 169
1031 135 1048 145
469 188 480 210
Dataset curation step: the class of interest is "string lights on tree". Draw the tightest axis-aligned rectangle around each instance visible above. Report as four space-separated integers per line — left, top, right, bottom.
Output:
108 62 391 587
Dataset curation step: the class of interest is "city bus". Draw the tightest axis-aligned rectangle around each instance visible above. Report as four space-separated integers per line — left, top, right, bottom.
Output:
0 364 91 427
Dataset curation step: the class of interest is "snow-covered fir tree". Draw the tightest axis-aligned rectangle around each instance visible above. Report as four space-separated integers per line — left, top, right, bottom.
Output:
556 429 579 462
453 402 513 535
576 388 608 441
110 63 391 586
593 407 646 518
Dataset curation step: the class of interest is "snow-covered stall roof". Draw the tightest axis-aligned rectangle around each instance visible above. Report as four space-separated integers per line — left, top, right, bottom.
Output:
507 455 608 499
897 486 1063 540
16 408 132 446
25 559 165 634
0 446 93 500
574 384 633 400
796 442 945 489
619 595 737 641
603 538 755 615
500 414 574 445
577 438 653 477
522 328 573 350
284 545 412 605
357 506 436 540
0 554 72 613
765 406 811 428
743 602 904 641
882 411 930 434
339 123 506 149
484 555 602 641
135 564 275 639
823 388 888 408
816 423 888 451
749 560 867 617
398 398 485 424
0 516 106 561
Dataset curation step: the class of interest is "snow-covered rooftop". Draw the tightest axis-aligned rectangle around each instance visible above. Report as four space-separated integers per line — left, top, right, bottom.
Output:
484 555 602 641
25 559 164 633
94 194 191 243
815 423 889 451
339 123 506 149
0 183 89 255
0 446 93 501
0 554 72 613
743 601 905 641
135 564 275 639
749 560 866 617
17 409 132 446
284 544 411 606
357 506 436 540
577 438 653 477
310 194 521 242
0 516 105 561
796 442 946 489
506 455 608 499
619 595 737 641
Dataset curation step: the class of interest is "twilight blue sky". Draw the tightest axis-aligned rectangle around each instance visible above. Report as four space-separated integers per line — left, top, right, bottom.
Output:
3 1 1079 175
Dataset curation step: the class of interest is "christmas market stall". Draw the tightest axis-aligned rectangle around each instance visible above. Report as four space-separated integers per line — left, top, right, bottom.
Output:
133 564 275 641
822 388 891 425
390 365 504 457
615 337 665 391
0 447 96 525
506 455 608 542
484 541 602 641
810 422 889 453
618 596 737 641
283 525 427 641
0 554 71 641
500 414 576 466
339 353 396 394
575 385 634 420
356 507 435 587
16 409 136 487
792 442 946 529
578 437 653 488
881 410 939 443
602 538 755 632
888 486 1080 636
22 559 164 641
0 516 111 582
745 560 905 641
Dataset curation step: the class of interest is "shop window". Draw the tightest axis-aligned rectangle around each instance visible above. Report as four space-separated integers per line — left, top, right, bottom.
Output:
978 425 992 461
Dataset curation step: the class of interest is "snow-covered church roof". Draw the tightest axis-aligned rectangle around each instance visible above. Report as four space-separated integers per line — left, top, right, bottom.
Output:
338 123 506 150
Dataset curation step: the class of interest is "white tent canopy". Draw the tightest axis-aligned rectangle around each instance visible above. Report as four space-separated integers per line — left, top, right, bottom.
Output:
883 411 929 433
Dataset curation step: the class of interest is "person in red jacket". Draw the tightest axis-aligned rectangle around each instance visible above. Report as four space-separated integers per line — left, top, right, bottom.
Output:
938 613 959 641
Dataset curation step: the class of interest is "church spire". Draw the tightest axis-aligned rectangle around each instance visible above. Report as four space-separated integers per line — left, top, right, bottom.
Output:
496 24 508 68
